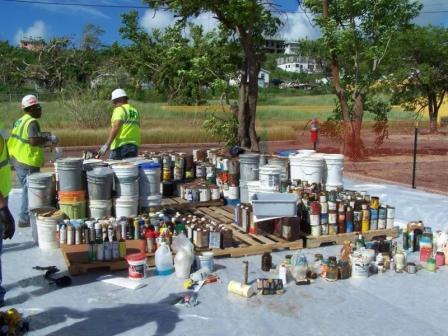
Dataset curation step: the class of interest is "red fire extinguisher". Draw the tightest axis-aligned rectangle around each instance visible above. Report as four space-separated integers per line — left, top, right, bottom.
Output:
310 117 319 150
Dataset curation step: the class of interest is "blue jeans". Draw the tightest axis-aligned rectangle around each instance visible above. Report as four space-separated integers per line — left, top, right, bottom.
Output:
14 164 40 223
0 216 5 302
109 144 138 160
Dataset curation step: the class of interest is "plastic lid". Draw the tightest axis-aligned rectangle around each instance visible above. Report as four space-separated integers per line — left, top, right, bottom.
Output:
139 162 161 169
126 253 146 262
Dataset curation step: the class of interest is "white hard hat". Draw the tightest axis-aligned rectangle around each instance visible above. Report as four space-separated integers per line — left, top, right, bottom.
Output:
21 94 39 109
111 88 127 101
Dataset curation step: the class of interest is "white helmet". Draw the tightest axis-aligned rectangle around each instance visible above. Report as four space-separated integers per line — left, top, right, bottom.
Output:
111 88 127 101
21 94 39 109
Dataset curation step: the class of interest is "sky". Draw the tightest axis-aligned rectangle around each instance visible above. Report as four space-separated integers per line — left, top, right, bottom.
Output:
0 0 447 46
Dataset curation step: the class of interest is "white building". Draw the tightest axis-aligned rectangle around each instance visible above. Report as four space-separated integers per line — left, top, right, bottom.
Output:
229 69 270 88
284 42 300 55
276 56 321 74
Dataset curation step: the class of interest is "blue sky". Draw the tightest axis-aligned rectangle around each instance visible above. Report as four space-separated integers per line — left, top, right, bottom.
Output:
0 0 447 46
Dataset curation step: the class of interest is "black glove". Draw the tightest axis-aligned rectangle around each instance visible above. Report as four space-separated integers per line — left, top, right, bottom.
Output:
0 206 15 240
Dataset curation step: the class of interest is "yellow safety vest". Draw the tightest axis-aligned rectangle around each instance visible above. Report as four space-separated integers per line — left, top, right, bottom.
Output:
111 104 141 150
0 134 12 197
8 114 44 168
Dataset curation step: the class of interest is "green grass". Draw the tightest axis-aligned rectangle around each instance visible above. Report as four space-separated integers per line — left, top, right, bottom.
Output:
0 95 418 146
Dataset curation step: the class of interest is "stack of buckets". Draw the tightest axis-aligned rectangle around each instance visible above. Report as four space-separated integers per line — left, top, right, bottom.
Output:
137 161 162 210
56 158 86 219
87 166 114 218
27 172 57 246
239 153 260 203
112 163 139 218
289 150 345 190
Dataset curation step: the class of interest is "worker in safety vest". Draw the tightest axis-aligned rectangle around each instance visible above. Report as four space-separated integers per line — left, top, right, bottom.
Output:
0 124 15 306
97 89 140 160
8 95 58 227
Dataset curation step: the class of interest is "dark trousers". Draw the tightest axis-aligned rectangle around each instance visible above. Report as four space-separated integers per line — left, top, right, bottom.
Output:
109 144 138 160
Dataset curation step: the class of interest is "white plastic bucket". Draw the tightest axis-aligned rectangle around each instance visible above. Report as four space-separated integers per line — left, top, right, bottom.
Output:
289 152 314 182
301 156 324 184
227 186 239 200
324 154 344 188
268 156 289 181
297 149 316 155
126 253 147 280
138 162 161 198
115 196 138 218
27 173 55 209
259 165 281 192
87 167 114 200
139 194 162 208
56 157 84 192
36 211 64 250
112 163 139 197
239 153 260 181
89 199 112 219
239 180 249 203
247 181 261 203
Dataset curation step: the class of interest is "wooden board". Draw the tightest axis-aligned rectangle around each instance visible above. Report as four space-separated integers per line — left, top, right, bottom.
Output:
61 240 157 276
161 196 224 209
61 203 304 276
305 226 400 249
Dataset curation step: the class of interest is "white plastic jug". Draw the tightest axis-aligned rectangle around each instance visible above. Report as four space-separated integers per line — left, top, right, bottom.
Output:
155 242 174 276
174 247 194 279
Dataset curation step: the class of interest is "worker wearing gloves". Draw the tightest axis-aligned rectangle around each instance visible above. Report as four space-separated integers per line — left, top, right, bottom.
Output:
8 95 58 227
0 127 15 306
98 89 140 160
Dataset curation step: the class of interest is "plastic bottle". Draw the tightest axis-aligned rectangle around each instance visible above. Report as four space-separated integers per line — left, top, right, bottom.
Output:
174 247 194 279
155 241 174 275
104 236 111 261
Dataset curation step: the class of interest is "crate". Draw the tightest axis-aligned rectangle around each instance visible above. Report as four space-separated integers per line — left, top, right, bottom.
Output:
251 193 298 217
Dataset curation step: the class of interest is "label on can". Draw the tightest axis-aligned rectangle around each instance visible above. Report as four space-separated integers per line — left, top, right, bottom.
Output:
321 224 329 235
328 212 337 224
386 218 394 228
310 214 320 226
328 201 337 211
378 219 387 229
320 202 328 214
320 213 328 225
282 225 292 240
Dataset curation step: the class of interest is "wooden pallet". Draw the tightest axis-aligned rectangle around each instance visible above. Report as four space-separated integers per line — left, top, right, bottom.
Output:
194 206 303 257
305 226 400 249
161 196 224 209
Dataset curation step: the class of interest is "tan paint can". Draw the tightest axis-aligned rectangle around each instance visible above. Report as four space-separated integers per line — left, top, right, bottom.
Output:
227 280 255 298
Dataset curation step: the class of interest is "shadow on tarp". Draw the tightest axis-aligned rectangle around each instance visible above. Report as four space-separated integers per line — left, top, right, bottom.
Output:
29 294 184 336
2 241 36 254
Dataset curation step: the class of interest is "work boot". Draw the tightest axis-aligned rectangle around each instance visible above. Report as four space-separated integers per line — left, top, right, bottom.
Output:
18 220 30 228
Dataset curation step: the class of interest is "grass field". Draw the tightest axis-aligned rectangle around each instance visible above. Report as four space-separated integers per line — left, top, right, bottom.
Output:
0 94 430 146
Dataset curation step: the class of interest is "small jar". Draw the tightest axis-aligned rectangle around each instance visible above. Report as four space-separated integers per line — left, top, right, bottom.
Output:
326 257 338 281
436 251 445 267
338 260 351 279
426 258 436 272
261 252 272 272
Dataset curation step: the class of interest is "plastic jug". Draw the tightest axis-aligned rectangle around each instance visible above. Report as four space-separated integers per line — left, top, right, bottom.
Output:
172 232 194 254
174 247 194 279
291 251 308 281
155 242 174 275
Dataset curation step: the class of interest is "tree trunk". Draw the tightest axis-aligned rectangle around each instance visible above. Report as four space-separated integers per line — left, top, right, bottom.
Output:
428 92 438 133
238 63 251 148
247 53 260 152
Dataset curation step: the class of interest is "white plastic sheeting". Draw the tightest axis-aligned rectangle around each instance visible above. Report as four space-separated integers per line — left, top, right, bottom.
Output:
2 179 448 335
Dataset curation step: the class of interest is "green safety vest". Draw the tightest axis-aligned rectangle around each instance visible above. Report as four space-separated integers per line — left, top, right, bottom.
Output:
111 104 141 150
8 114 44 168
0 134 12 197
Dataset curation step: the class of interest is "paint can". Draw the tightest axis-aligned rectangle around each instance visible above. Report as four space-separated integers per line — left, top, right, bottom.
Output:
436 252 445 267
228 159 239 175
328 224 338 235
205 164 216 178
199 186 211 202
320 213 328 225
370 208 379 230
386 206 395 228
193 149 206 162
227 186 239 200
378 206 387 229
239 153 260 181
228 281 255 298
406 262 417 274
195 164 205 178
311 225 321 237
350 251 369 278
197 252 214 272
321 224 329 235
310 214 320 226
126 252 147 280
310 201 321 215
210 186 220 200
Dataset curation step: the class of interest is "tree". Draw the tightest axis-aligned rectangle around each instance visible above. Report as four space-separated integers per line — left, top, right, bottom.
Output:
142 0 282 151
120 13 240 104
303 0 421 160
388 25 448 133
81 24 105 51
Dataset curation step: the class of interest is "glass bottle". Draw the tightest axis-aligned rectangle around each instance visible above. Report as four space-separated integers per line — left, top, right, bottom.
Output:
261 252 272 271
326 256 338 281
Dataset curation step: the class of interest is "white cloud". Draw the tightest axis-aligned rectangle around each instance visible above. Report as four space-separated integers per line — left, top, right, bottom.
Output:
140 9 219 33
277 10 321 41
14 21 47 45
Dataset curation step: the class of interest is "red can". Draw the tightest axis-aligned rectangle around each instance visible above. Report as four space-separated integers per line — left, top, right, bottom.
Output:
420 247 432 263
436 251 445 267
310 201 321 215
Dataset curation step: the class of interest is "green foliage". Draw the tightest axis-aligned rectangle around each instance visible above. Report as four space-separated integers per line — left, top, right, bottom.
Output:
387 25 448 129
58 85 109 129
203 111 239 147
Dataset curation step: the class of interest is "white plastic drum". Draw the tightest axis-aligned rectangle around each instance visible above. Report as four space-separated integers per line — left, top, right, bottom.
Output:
247 181 260 203
289 152 314 182
301 156 324 184
324 154 344 190
259 165 281 192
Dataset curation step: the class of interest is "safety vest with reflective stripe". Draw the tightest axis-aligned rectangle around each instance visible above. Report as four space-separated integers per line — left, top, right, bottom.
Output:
7 114 44 168
110 104 141 150
0 134 12 197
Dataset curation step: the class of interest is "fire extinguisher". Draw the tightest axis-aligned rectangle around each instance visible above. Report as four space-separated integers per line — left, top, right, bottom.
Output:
310 118 319 150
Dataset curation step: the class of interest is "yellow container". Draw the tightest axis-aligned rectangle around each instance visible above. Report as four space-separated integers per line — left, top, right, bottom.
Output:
59 201 87 219
227 281 254 298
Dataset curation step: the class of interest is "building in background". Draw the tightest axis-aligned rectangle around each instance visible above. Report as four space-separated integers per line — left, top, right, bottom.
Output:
20 38 45 51
276 55 321 74
284 42 300 55
264 38 285 54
